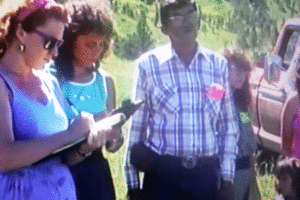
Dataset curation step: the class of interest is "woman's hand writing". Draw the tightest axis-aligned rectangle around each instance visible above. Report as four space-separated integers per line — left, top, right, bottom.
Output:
77 125 113 155
68 112 95 141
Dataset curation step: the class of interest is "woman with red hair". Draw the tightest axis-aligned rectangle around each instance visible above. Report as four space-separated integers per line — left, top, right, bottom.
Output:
0 0 111 199
222 49 261 200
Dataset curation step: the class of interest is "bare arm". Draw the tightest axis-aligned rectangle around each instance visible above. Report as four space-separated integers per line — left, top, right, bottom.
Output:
0 79 92 170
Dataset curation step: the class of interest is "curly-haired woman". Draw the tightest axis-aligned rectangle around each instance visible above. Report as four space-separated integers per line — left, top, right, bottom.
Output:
50 1 123 199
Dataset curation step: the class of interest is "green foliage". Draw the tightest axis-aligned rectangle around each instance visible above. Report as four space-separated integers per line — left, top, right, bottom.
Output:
272 0 300 18
257 175 277 199
142 0 156 5
223 0 275 62
56 0 68 3
225 0 300 62
114 8 156 60
154 1 159 27
254 150 278 199
112 0 146 19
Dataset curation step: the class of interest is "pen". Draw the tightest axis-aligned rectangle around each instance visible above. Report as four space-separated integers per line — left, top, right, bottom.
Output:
66 98 79 118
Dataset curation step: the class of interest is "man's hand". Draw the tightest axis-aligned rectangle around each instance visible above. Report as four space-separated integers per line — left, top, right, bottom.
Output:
218 180 234 200
127 188 142 200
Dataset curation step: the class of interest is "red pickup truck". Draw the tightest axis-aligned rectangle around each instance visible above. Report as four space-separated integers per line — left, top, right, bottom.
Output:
249 18 300 155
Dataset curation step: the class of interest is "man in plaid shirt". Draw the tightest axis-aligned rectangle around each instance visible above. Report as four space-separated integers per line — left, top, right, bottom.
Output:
125 0 239 199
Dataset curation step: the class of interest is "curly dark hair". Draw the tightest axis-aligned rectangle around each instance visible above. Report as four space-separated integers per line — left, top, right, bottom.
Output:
0 0 69 59
275 156 300 198
222 49 252 108
54 0 114 81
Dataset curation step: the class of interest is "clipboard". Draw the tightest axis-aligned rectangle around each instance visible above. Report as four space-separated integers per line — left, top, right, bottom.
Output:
38 99 144 163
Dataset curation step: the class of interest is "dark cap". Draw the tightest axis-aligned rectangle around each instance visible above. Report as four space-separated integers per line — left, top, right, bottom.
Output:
159 0 197 26
160 0 195 7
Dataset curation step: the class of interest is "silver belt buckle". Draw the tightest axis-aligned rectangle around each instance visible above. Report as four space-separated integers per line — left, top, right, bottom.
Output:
182 155 198 169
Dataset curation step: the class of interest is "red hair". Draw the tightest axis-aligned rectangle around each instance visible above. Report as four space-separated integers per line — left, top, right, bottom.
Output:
0 0 69 58
222 49 252 108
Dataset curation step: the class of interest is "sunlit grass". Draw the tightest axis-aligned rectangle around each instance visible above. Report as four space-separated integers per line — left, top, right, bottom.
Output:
103 124 129 200
257 174 277 200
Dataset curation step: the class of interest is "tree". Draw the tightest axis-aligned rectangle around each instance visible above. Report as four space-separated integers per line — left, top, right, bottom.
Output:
226 0 300 62
56 0 68 3
114 7 156 60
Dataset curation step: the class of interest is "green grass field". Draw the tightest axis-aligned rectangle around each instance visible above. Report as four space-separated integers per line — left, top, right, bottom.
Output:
101 1 278 199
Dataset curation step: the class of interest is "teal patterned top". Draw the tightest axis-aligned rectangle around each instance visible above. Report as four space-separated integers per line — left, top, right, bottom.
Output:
59 72 107 120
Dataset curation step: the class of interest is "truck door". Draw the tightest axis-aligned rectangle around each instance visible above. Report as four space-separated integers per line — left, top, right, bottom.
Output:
257 29 300 152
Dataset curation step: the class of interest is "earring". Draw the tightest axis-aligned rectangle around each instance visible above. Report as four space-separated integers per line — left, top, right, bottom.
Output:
17 43 26 53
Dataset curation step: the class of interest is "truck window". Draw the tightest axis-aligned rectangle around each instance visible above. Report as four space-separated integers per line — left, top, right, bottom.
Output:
283 31 300 70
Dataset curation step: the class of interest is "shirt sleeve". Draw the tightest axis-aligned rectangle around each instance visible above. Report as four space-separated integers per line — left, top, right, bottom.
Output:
124 61 150 189
218 60 239 181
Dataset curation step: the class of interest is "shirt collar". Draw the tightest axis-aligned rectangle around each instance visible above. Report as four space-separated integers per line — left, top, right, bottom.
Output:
148 43 213 66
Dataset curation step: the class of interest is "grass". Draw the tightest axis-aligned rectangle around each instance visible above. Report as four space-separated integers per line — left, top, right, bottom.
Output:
257 174 277 199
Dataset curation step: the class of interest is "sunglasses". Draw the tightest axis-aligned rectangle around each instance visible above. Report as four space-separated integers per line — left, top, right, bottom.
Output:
33 30 64 50
169 11 199 28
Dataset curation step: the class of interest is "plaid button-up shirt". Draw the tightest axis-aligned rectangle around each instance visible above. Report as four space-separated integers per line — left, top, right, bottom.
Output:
125 44 239 189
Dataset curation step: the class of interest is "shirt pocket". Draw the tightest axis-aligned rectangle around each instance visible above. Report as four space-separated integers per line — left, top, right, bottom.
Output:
204 94 222 116
152 84 180 114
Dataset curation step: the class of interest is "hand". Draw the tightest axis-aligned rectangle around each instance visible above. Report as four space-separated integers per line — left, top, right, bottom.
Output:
78 125 112 155
218 180 234 200
68 112 95 140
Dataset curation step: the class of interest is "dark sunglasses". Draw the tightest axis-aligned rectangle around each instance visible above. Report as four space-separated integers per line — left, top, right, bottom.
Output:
33 30 64 50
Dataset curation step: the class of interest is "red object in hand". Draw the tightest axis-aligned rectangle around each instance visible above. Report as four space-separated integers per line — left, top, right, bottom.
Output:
207 83 226 102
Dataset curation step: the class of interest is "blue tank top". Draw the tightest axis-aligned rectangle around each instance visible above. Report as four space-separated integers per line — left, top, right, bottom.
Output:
0 70 68 141
59 72 107 120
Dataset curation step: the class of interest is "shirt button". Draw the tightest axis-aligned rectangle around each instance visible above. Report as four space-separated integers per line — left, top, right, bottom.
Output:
80 96 85 101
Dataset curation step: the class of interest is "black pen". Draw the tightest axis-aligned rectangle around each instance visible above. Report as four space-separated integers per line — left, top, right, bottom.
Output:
66 98 79 117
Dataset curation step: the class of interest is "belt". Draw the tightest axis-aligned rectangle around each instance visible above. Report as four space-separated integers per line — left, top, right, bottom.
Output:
130 142 219 171
235 156 251 170
158 154 219 169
